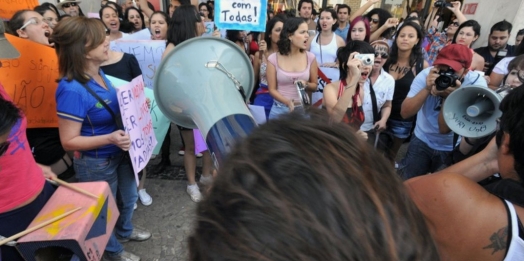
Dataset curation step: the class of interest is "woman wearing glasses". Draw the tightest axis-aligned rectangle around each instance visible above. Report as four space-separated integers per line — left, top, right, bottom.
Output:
0 91 56 261
383 21 428 164
365 8 398 43
198 2 212 22
8 10 53 46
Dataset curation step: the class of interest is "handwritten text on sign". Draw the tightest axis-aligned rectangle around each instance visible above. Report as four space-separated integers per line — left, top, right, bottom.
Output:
110 40 165 88
116 76 158 184
214 0 267 32
0 35 59 128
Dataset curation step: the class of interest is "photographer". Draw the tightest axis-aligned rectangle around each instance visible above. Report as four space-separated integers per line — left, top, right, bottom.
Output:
398 44 487 180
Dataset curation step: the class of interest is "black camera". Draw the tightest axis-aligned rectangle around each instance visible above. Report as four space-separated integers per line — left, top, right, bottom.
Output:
434 1 452 8
435 68 459 90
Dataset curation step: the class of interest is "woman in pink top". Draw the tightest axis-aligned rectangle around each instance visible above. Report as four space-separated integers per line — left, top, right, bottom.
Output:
267 17 318 119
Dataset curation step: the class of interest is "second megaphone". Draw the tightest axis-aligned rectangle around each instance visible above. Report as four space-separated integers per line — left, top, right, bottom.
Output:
443 85 511 138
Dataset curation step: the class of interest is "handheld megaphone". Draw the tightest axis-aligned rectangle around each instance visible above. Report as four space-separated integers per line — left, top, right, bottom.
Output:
153 37 256 167
443 85 511 138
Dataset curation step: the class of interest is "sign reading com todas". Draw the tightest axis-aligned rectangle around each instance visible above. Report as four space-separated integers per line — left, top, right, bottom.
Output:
214 0 268 32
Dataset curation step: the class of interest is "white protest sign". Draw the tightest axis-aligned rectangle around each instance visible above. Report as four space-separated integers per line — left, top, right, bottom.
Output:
214 0 267 32
109 40 165 88
203 22 215 36
116 75 158 184
121 28 152 40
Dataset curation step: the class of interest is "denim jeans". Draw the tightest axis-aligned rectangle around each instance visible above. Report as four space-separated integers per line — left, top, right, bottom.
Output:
397 135 451 180
74 152 138 256
268 100 304 120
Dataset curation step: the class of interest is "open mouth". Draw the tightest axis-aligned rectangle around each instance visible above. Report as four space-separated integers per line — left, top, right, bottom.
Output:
361 72 369 78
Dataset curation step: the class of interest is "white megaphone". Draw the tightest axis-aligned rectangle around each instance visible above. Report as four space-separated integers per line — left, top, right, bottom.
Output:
153 37 256 167
443 85 511 138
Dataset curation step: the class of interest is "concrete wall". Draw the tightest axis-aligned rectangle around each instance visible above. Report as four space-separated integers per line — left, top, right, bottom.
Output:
462 0 524 48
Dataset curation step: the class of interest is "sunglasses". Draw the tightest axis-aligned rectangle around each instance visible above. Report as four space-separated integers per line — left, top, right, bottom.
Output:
0 141 10 157
449 21 459 27
62 2 78 8
375 52 388 59
370 18 379 24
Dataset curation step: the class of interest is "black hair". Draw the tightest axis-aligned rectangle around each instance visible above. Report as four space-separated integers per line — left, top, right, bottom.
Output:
499 84 524 183
517 29 524 37
124 6 146 30
316 8 338 32
104 1 124 19
0 97 21 136
198 2 213 20
226 30 243 43
389 21 424 67
337 4 351 14
516 39 524 56
277 17 306 55
490 20 513 35
38 3 60 17
365 8 393 38
99 5 134 33
150 10 170 24
264 15 286 50
452 20 481 45
298 0 314 11
166 5 201 46
337 40 375 80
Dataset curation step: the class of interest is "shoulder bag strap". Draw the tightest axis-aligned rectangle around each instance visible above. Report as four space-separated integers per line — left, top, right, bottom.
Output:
368 80 380 124
81 83 124 131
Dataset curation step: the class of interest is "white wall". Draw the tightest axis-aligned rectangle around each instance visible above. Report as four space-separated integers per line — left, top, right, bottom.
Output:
462 0 523 48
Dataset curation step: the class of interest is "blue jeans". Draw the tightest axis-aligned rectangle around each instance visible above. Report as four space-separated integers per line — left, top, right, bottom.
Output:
397 135 451 180
268 100 304 120
74 152 138 256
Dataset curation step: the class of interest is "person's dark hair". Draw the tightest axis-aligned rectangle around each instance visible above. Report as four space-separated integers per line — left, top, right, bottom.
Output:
60 14 72 20
41 2 60 16
277 17 306 55
51 16 107 84
104 1 124 19
124 6 145 30
188 110 439 261
226 30 243 43
490 20 513 35
507 54 524 72
404 16 421 26
452 20 481 46
8 9 31 37
316 8 338 32
0 98 21 136
337 4 351 15
365 8 393 37
297 0 313 11
337 40 375 80
198 2 213 19
517 28 524 37
346 16 370 43
498 84 524 183
264 15 286 50
389 21 423 67
100 5 133 33
166 5 201 46
34 5 53 17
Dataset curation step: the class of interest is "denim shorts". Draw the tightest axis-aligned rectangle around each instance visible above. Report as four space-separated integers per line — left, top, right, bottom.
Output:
387 119 414 139
268 100 304 120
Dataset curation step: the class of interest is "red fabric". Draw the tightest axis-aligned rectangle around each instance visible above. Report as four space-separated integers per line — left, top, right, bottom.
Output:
338 80 364 129
0 83 45 213
250 41 259 55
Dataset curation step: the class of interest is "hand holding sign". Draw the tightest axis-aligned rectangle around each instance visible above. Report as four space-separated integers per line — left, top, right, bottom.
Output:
214 0 267 32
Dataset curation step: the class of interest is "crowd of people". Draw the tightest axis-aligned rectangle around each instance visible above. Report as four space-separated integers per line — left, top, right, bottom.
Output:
1 0 524 260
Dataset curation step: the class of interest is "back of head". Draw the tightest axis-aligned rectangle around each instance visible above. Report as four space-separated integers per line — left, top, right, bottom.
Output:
0 97 21 136
189 110 438 261
490 20 512 35
167 5 200 46
499 84 524 183
51 16 106 83
338 40 374 80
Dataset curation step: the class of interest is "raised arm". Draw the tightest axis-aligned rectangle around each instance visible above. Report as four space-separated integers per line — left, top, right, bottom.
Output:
447 1 466 25
349 0 379 22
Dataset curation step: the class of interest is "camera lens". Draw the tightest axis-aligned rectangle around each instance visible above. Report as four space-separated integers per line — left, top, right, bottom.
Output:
435 75 451 90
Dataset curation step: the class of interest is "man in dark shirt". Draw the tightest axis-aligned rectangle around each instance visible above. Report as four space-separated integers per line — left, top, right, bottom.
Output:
474 20 516 75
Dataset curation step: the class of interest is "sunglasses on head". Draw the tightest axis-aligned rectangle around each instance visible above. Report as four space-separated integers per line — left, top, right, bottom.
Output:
0 141 10 157
62 2 78 8
375 52 388 59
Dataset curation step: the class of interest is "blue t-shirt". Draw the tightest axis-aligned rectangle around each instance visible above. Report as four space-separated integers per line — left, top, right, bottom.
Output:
56 70 122 157
407 67 487 151
335 23 350 40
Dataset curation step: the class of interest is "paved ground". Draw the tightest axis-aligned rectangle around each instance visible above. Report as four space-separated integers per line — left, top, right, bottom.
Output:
127 124 409 261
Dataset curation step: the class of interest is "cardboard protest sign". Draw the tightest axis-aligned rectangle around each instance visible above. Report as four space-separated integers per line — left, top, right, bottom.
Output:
115 75 158 184
0 35 59 128
214 0 267 32
203 22 215 36
107 75 170 156
109 40 165 88
0 0 38 20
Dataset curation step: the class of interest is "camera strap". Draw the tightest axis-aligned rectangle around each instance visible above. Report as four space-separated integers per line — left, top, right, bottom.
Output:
368 79 380 124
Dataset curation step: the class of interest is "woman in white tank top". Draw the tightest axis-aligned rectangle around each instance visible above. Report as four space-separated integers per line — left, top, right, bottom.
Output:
307 8 346 106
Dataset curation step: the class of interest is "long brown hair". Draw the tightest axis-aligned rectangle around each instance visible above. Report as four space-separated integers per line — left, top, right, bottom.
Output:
189 109 439 261
51 16 106 84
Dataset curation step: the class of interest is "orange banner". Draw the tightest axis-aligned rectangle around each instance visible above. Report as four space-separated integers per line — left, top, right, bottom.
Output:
0 0 39 20
0 34 59 128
